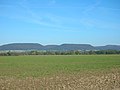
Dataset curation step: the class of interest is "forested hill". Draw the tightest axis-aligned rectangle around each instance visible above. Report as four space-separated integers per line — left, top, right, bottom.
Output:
0 43 120 51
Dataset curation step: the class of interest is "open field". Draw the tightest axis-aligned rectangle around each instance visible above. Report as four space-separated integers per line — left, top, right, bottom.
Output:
0 55 120 90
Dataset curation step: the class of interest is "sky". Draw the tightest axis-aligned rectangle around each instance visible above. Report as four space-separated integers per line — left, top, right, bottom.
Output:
0 0 120 46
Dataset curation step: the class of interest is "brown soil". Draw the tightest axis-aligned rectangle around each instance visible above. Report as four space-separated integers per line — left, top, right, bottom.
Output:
0 69 120 90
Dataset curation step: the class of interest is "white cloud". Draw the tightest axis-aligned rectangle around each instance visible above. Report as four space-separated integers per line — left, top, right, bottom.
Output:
98 7 120 11
83 0 101 14
79 17 120 30
49 0 56 5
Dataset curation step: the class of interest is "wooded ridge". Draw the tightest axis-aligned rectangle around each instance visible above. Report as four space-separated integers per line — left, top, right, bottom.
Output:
0 43 120 51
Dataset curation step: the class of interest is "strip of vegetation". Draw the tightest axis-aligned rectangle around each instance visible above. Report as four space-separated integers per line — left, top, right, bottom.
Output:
0 50 120 56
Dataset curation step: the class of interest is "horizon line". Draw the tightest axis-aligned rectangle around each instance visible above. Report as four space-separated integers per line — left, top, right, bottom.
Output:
0 42 120 47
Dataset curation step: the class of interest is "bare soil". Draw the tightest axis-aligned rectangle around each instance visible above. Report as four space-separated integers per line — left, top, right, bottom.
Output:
0 69 120 90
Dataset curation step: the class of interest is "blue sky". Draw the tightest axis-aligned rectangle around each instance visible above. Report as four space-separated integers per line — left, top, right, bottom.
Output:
0 0 120 46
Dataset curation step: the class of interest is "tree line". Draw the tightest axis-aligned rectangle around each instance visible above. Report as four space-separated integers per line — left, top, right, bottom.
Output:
0 50 120 56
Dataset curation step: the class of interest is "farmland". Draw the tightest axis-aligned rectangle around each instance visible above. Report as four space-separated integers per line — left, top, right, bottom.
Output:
0 55 120 90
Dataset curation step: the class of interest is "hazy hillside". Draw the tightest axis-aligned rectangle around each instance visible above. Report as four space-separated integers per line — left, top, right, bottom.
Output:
95 45 120 50
0 43 120 51
0 43 44 50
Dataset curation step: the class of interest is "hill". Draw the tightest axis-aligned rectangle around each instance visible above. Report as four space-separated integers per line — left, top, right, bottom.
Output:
0 43 44 50
0 43 120 51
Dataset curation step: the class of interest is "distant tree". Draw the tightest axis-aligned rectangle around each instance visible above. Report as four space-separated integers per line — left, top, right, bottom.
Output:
7 51 11 56
75 51 80 55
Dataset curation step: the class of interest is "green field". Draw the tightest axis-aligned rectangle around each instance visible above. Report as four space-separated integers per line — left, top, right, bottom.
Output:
0 55 120 90
0 55 120 77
